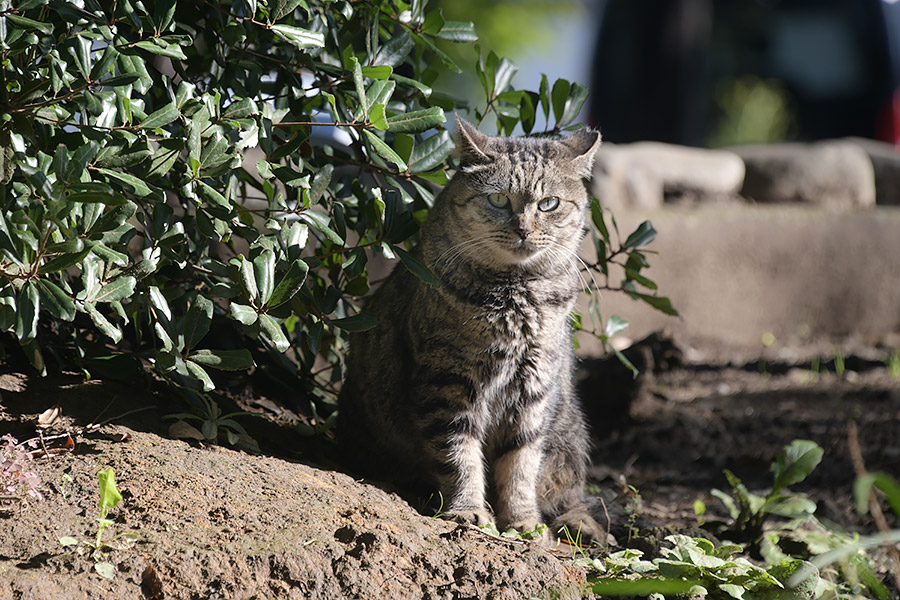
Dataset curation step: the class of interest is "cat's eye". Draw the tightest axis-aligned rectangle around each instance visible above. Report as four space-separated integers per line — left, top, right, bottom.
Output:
487 193 510 209
537 196 560 212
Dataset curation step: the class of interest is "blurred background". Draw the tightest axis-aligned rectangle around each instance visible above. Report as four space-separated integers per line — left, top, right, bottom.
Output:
438 0 900 148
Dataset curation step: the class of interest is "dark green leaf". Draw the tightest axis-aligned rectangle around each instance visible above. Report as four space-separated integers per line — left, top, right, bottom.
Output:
253 249 276 305
551 79 570 125
361 65 392 80
559 82 589 127
188 349 255 371
139 103 180 129
395 247 440 288
373 31 413 67
437 21 477 43
350 56 368 118
93 276 137 304
133 40 187 60
330 313 377 332
258 314 290 352
385 107 446 134
410 130 454 173
271 24 324 50
185 360 215 391
15 282 39 342
5 14 53 34
363 130 407 171
623 220 657 248
183 294 213 351
631 293 679 317
37 280 75 321
771 440 824 495
267 259 309 308
229 302 258 326
85 303 123 343
67 182 126 205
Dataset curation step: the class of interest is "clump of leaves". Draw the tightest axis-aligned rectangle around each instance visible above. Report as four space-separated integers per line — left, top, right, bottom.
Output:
166 395 259 451
587 536 823 599
59 467 136 580
478 521 548 542
711 440 824 547
0 0 675 423
0 433 43 503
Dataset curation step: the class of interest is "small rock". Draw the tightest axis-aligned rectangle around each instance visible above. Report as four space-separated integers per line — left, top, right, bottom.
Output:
845 137 900 206
593 142 745 209
733 140 876 208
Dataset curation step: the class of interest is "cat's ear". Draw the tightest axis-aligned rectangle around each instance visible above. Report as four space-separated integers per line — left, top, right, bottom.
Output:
455 115 492 166
562 129 601 179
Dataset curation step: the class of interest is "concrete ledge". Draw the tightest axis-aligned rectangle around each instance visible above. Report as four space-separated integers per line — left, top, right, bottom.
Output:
576 205 900 353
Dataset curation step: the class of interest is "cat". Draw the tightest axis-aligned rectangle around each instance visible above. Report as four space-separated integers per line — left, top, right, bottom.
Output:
338 116 605 542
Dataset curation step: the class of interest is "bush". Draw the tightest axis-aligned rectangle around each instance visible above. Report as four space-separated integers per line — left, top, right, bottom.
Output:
0 0 673 424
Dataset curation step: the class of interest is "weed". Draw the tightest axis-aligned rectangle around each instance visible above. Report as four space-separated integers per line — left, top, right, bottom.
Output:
886 349 900 380
478 522 548 542
58 467 137 580
166 395 259 451
0 434 43 505
833 348 845 378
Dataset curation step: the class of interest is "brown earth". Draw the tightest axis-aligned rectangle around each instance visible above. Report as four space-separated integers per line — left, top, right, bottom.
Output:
1 333 899 600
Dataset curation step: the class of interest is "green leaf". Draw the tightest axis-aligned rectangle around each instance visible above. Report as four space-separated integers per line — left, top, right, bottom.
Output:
183 295 213 352
67 182 126 205
623 221 657 248
361 65 392 80
85 303 123 343
267 259 309 308
631 293 679 317
229 302 258 326
559 82 589 127
854 471 900 517
258 314 290 352
5 14 54 34
350 56 368 118
604 315 629 338
373 31 413 67
93 276 137 304
252 249 276 305
185 360 214 391
15 282 39 342
413 32 460 73
551 79 571 125
271 24 324 50
133 39 187 60
437 21 477 43
385 107 446 134
363 130 407 171
395 247 440 288
188 349 255 371
89 201 137 235
97 168 154 198
36 280 75 321
771 440 824 495
330 313 377 332
390 73 432 97
368 103 388 130
97 467 123 514
39 247 92 275
94 562 116 580
138 102 180 129
410 130 454 173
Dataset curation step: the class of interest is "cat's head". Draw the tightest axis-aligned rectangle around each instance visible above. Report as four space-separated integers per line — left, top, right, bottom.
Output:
429 116 600 273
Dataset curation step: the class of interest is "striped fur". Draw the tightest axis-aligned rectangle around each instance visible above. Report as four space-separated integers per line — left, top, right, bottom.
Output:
339 118 604 540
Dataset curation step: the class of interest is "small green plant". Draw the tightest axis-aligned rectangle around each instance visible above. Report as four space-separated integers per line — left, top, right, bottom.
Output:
166 395 259 451
711 440 823 547
833 348 845 378
478 521 548 542
59 467 136 580
587 536 823 599
886 350 900 380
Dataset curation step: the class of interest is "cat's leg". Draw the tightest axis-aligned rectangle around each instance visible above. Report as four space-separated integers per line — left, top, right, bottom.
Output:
412 377 492 527
538 394 609 545
492 399 548 533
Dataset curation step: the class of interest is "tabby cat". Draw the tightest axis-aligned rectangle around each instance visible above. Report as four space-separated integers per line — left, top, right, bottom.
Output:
338 117 604 541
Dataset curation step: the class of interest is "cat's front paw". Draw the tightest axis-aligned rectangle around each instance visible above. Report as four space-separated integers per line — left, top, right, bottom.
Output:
442 508 493 527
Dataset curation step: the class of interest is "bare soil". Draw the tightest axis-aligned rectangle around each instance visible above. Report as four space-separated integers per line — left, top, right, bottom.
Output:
1 334 898 600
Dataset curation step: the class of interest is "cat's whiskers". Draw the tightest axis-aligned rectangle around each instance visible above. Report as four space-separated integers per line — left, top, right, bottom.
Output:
435 237 498 276
542 244 589 293
545 240 600 294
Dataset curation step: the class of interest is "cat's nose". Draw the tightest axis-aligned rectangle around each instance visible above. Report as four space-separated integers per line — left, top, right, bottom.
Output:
516 225 533 240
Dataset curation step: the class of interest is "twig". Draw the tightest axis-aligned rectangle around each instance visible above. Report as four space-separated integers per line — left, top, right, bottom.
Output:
847 420 900 591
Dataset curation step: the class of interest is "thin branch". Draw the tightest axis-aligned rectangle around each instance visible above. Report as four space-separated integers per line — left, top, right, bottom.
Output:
847 420 900 591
